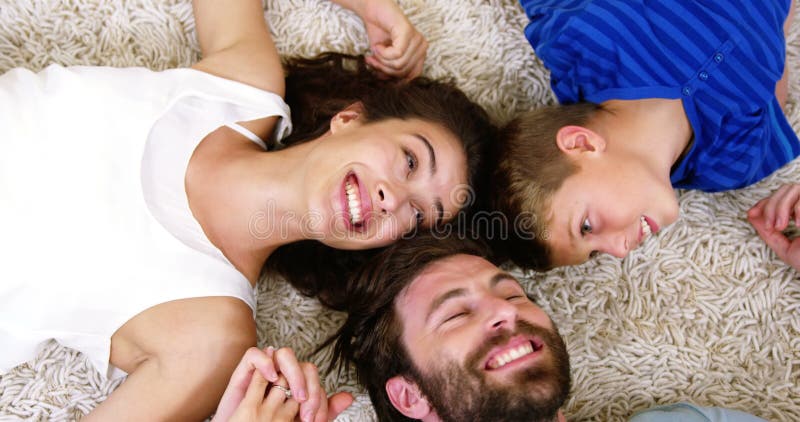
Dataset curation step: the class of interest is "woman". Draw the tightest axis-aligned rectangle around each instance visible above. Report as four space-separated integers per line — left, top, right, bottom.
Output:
0 0 494 420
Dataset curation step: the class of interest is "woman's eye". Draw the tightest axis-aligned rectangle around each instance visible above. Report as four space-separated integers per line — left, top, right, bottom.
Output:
405 149 418 172
580 217 593 235
414 208 424 225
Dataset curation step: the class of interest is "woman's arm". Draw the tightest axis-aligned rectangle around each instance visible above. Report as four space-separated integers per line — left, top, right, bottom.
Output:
190 0 427 93
331 0 428 79
191 0 285 97
84 297 258 421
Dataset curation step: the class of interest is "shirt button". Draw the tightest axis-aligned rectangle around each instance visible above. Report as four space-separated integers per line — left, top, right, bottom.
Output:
714 52 724 63
698 71 709 81
682 86 691 96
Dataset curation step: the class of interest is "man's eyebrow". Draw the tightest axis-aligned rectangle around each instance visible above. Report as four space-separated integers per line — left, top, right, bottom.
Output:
489 272 519 288
425 287 467 323
425 273 520 323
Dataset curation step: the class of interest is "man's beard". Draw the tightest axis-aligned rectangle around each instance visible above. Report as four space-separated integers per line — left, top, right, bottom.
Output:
409 320 571 422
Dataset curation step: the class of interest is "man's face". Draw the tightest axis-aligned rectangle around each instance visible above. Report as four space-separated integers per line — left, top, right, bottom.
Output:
395 254 571 421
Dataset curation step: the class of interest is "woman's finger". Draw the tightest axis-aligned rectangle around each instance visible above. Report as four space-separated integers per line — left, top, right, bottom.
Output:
241 369 271 408
298 362 323 422
327 392 355 421
273 347 308 402
272 398 301 422
373 35 427 76
261 376 291 417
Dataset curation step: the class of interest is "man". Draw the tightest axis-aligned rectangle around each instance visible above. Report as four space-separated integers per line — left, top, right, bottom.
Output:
211 234 767 422
328 235 571 422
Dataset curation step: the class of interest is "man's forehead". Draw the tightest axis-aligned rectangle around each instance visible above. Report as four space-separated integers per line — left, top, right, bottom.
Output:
397 254 513 304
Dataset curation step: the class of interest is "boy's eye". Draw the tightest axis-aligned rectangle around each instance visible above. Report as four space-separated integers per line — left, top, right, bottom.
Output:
589 250 599 259
405 149 418 172
580 218 593 235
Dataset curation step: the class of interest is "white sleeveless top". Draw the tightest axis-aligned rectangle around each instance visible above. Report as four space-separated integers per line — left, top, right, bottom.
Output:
0 65 292 379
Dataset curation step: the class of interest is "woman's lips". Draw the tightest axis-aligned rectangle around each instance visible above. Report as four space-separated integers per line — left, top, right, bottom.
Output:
341 172 374 232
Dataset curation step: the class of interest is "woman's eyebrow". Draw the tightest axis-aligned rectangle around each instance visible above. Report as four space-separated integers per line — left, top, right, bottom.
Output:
413 134 436 174
412 134 444 225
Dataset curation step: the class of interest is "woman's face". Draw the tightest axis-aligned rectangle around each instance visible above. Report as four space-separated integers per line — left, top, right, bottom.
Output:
301 111 468 250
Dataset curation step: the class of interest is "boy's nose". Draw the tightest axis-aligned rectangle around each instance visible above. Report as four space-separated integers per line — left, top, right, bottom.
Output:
601 232 629 258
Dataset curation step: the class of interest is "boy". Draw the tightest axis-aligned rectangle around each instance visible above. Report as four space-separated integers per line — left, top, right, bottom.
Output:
491 0 799 270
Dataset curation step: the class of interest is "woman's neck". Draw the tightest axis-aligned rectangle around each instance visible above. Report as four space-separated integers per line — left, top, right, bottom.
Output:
186 132 320 284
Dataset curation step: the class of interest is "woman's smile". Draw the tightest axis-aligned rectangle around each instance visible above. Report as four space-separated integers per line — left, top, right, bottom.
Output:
341 171 373 231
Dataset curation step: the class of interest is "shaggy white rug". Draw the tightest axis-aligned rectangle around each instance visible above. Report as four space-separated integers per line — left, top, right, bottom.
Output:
0 0 798 421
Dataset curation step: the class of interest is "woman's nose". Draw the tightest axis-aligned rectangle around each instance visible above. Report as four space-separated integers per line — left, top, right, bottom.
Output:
377 182 408 215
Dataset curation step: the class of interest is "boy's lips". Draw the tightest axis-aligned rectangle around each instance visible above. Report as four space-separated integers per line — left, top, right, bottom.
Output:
483 335 544 371
644 216 659 234
637 215 658 244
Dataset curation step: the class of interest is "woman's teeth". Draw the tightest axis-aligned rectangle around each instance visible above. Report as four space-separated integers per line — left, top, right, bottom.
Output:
345 181 362 225
641 216 652 237
487 342 535 370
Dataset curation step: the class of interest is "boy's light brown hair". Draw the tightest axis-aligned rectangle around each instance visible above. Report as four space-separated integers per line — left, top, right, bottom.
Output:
490 101 601 270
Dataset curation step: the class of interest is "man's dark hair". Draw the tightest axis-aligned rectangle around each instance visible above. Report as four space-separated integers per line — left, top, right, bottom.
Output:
325 234 490 421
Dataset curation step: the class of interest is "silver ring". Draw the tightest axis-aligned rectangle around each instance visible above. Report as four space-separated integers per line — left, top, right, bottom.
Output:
272 384 292 399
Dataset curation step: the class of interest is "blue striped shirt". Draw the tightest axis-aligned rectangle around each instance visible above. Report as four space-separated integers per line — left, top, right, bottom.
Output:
520 0 800 192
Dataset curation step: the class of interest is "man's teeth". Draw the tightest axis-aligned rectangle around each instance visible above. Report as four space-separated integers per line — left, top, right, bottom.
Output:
345 181 362 224
487 342 535 369
641 216 652 237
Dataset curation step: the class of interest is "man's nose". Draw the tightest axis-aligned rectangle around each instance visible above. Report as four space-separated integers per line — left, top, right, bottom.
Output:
484 295 518 331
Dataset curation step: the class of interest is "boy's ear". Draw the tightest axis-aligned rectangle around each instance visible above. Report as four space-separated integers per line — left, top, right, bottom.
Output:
555 125 606 155
385 375 433 419
330 101 366 134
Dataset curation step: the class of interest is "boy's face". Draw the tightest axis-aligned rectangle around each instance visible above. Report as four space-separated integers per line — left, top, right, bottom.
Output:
544 152 680 266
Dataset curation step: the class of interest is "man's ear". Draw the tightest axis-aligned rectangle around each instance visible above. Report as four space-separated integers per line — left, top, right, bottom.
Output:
385 375 433 419
330 101 366 134
555 125 606 155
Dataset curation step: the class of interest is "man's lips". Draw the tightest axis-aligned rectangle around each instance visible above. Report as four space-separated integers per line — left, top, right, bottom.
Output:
483 335 544 371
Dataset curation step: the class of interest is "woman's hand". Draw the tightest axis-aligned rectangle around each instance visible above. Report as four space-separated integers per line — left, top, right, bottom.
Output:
333 0 428 80
213 346 354 422
748 184 800 271
226 372 300 422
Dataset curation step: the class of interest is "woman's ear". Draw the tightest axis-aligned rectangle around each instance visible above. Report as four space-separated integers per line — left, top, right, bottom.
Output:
330 101 366 134
555 125 607 156
385 375 433 419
